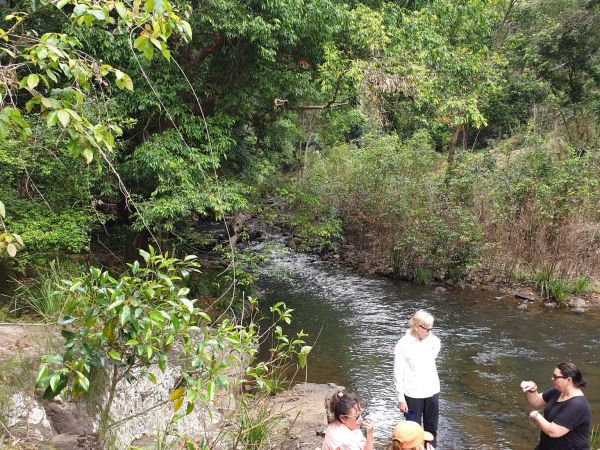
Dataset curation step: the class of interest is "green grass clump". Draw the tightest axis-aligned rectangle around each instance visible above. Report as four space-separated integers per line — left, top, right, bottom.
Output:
414 267 430 285
12 260 84 322
569 276 592 295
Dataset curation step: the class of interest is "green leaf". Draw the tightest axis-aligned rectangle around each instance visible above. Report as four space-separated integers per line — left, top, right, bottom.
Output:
206 380 215 401
108 351 121 361
58 316 75 325
76 371 90 392
181 21 192 41
186 401 194 414
133 35 148 51
82 148 94 164
40 96 53 108
73 4 88 16
57 109 70 127
298 345 312 369
108 297 124 310
153 0 165 14
119 304 131 326
181 298 194 313
88 9 105 21
149 310 164 323
49 373 61 392
144 0 154 14
122 74 133 91
159 41 170 61
115 2 128 19
56 0 69 9
46 110 58 127
27 74 40 90
139 249 150 262
35 365 49 387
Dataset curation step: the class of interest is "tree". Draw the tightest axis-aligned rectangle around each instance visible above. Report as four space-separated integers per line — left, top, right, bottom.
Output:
0 0 191 257
366 0 505 162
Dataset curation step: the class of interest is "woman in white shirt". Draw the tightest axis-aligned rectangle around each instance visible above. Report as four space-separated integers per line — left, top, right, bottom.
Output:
322 391 374 450
393 310 441 447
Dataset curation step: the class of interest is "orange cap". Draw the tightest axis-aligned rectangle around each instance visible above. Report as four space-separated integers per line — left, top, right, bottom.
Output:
392 421 434 448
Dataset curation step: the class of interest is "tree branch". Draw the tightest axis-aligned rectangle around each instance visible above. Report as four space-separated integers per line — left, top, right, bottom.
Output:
275 98 354 111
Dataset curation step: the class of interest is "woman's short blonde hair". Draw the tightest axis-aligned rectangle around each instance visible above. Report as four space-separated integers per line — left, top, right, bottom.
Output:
408 309 434 329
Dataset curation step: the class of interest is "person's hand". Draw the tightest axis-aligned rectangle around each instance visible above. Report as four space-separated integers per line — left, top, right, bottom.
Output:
529 410 541 425
521 380 537 393
398 401 408 413
362 418 374 434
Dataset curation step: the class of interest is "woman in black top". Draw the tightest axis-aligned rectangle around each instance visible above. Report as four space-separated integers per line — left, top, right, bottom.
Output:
521 362 591 450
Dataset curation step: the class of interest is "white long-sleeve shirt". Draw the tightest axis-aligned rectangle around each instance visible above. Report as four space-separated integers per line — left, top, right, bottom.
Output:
393 329 441 402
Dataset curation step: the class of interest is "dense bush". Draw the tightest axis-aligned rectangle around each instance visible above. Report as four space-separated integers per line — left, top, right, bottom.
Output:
294 129 482 279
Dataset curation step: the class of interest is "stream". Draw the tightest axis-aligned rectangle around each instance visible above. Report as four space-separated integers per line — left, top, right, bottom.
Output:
258 249 600 449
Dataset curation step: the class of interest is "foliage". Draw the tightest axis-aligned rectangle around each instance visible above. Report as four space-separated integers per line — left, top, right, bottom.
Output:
12 259 85 322
569 276 592 295
413 267 430 285
122 128 250 233
503 0 600 106
232 397 284 450
35 248 311 441
274 186 342 252
0 131 103 266
293 129 481 279
0 0 191 256
590 423 600 450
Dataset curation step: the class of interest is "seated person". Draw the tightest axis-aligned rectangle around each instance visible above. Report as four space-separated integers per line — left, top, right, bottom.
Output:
390 420 435 450
322 391 374 450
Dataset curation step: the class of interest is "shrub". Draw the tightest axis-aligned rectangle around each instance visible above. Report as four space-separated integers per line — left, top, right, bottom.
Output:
35 248 311 445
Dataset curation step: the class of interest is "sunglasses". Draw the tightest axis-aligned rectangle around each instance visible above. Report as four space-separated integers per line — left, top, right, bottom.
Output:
343 409 369 422
418 325 433 333
343 413 361 421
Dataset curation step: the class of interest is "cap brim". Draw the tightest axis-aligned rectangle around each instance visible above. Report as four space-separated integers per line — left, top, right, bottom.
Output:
423 431 434 442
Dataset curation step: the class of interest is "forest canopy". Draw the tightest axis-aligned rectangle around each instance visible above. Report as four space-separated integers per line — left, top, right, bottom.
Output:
1 0 600 287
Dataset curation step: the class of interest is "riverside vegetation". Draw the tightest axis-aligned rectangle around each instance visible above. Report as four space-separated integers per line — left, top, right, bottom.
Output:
1 0 600 447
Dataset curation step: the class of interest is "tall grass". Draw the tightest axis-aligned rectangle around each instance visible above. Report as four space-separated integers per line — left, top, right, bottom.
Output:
413 267 430 285
12 259 83 322
570 276 592 295
233 398 285 449
590 424 600 450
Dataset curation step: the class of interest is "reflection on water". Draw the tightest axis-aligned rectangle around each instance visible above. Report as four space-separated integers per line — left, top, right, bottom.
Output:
258 249 600 450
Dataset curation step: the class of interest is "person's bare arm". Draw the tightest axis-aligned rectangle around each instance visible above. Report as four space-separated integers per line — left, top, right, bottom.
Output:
521 381 545 409
363 418 374 450
529 411 570 438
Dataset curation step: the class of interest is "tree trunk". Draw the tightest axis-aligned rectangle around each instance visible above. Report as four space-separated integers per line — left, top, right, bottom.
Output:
447 125 461 165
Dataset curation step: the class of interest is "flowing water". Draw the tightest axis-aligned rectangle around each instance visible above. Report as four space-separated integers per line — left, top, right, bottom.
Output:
258 249 600 450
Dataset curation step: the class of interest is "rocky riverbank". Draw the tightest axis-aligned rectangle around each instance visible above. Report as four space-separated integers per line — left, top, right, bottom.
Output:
0 323 340 449
237 206 600 314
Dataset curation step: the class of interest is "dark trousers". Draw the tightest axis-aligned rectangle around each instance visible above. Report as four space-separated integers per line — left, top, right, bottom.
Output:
405 393 439 447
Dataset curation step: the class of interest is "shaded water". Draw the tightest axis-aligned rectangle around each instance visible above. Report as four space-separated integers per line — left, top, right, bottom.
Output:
258 250 600 450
